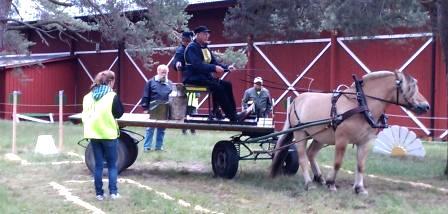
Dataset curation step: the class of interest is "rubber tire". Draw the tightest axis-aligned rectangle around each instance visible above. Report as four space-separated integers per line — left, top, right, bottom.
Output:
282 144 299 175
211 141 239 179
119 131 138 169
85 140 129 175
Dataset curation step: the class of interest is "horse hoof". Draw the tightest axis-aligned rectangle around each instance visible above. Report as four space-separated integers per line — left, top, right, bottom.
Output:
328 185 337 192
304 183 317 191
354 186 368 195
313 175 326 185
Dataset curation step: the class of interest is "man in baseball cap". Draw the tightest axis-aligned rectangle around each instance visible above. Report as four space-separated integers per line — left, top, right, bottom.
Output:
242 76 272 118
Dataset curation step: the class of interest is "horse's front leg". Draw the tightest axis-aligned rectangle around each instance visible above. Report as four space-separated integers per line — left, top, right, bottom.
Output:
326 140 347 192
295 134 313 190
307 140 325 185
354 142 369 195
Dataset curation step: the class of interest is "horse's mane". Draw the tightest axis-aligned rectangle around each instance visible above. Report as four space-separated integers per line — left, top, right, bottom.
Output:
347 71 395 89
361 70 395 81
360 70 417 99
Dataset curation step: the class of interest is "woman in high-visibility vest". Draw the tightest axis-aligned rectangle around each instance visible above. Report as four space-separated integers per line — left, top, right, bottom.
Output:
82 70 124 201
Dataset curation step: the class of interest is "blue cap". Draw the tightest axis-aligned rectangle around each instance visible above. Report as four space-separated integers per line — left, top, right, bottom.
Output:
181 31 193 39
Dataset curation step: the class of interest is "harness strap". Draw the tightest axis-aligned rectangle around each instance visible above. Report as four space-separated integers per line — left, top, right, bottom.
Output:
330 75 389 130
289 99 300 127
330 92 342 129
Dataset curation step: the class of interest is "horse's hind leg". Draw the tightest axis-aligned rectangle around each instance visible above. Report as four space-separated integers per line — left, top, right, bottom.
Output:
326 139 347 192
294 131 313 190
307 140 325 185
354 142 369 195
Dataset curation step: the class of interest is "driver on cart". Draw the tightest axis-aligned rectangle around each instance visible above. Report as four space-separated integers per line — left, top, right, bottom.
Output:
183 25 249 122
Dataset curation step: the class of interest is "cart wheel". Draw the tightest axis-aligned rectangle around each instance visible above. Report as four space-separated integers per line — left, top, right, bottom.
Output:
85 140 129 175
119 131 139 169
211 141 239 179
282 144 299 175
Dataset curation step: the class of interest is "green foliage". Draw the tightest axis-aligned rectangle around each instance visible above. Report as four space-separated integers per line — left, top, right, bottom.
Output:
1 31 35 55
224 0 323 41
3 0 191 68
213 47 248 69
322 0 429 36
224 0 430 41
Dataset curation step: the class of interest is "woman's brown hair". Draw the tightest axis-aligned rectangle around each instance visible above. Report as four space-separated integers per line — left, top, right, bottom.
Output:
91 70 115 89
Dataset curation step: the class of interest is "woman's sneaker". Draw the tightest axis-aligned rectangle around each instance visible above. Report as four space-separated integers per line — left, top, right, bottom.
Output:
110 193 121 200
96 195 105 201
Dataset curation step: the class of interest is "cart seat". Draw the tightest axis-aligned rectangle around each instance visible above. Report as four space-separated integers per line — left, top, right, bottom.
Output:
184 84 213 119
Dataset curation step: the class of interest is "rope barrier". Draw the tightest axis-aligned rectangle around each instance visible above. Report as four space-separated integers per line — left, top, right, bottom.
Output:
1 103 448 121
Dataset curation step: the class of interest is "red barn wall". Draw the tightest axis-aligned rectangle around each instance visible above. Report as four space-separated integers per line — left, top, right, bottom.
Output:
2 3 447 139
3 59 78 120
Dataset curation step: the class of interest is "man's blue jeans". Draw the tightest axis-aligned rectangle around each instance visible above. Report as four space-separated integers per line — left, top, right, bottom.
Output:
144 127 165 150
91 139 118 196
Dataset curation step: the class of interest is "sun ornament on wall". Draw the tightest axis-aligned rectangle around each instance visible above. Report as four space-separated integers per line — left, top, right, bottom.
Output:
373 125 425 158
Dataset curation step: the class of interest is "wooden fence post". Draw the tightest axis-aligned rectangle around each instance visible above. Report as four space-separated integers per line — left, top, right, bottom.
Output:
58 90 64 151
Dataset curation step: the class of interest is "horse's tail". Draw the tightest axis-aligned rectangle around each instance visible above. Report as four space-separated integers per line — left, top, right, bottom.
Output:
270 111 294 178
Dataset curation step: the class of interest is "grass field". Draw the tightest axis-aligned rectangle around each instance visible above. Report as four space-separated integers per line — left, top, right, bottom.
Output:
1 120 448 213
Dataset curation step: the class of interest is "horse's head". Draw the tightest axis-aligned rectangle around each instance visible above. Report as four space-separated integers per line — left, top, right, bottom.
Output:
395 72 430 115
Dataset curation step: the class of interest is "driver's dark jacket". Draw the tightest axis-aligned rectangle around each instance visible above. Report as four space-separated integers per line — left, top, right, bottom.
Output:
183 39 228 83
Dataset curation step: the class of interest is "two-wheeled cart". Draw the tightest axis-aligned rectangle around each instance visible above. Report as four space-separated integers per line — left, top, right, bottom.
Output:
70 113 318 179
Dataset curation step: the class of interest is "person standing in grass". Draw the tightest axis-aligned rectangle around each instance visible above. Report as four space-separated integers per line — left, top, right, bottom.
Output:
82 70 124 201
141 64 173 151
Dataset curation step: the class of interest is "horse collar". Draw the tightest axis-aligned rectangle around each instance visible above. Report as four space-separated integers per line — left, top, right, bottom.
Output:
330 75 389 130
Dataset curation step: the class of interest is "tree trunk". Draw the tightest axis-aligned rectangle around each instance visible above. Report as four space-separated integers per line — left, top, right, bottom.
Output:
0 0 12 51
437 0 448 176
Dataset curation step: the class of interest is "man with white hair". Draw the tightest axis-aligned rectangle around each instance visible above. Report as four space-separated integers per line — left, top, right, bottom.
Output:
141 64 173 151
242 77 272 118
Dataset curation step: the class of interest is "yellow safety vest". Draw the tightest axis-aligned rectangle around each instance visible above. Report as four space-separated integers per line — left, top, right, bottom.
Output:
187 92 199 108
82 91 119 139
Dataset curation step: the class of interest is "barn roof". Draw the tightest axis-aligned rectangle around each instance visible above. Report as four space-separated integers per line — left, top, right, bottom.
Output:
0 54 73 69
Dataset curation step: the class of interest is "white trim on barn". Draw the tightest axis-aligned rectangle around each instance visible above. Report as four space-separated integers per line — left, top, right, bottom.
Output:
338 33 433 136
77 58 94 82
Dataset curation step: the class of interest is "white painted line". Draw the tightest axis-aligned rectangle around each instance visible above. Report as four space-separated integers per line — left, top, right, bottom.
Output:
16 114 52 123
321 165 448 194
74 49 118 55
338 36 431 136
130 98 142 113
398 37 433 72
65 178 223 213
49 182 105 214
0 52 71 57
21 160 83 166
254 38 331 46
400 107 431 135
77 58 94 82
208 43 247 48
124 50 148 82
108 56 119 71
439 130 448 139
338 32 433 41
337 39 372 73
293 42 332 86
119 178 223 214
274 42 332 106
253 44 292 88
4 153 30 165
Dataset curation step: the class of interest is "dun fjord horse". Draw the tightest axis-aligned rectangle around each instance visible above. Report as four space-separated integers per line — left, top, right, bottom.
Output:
270 71 430 195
